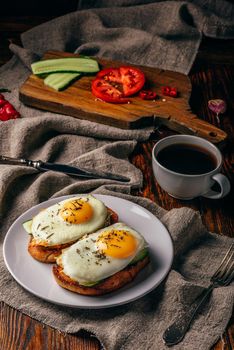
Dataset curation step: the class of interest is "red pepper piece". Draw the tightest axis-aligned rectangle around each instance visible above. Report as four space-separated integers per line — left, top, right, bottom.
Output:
0 94 6 107
162 86 178 98
162 86 171 96
4 102 16 114
0 99 6 107
0 103 20 121
0 94 20 121
0 107 10 121
139 90 157 100
169 87 177 97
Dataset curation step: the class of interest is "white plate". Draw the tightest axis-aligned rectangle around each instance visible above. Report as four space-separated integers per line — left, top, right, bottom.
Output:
3 194 173 309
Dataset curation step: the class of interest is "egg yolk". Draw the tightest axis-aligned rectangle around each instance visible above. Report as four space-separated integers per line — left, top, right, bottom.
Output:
97 230 137 259
60 199 93 224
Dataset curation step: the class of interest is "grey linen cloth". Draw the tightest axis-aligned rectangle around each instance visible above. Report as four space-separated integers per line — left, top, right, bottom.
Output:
0 3 233 349
16 0 234 75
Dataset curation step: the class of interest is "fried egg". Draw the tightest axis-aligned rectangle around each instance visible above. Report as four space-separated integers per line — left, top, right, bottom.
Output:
31 195 107 246
57 223 146 285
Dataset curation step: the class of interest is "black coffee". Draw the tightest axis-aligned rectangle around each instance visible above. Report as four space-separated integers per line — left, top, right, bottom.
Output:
156 143 217 175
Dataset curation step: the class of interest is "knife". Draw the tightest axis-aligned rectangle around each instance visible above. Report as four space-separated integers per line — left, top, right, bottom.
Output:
0 155 129 182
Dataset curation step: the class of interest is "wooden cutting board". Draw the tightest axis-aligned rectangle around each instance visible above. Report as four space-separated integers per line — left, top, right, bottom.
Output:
19 51 227 144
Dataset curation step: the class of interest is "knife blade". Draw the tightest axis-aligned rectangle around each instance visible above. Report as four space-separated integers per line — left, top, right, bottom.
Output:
0 155 129 182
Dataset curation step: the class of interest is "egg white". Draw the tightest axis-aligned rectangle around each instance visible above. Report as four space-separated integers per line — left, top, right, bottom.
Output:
31 195 107 246
57 223 146 285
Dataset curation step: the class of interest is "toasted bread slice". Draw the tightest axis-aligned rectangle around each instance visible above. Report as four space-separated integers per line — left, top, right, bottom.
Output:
52 256 150 296
28 240 75 263
28 207 118 263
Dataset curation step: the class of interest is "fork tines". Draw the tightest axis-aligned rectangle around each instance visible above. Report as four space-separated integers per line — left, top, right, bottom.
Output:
212 243 234 286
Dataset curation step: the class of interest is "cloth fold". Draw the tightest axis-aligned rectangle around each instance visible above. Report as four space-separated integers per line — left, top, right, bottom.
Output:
18 1 234 74
0 2 234 349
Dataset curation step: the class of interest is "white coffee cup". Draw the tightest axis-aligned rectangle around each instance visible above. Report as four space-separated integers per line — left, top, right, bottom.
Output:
152 135 231 200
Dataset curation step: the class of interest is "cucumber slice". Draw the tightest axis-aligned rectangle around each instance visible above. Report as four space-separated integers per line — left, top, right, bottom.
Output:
130 248 149 265
31 58 99 75
44 72 81 91
22 219 32 234
79 280 101 287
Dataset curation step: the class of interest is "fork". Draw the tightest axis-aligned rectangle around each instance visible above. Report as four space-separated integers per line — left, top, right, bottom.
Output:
163 242 234 346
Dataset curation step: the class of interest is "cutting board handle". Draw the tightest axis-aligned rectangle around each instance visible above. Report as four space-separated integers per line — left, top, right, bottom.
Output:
155 113 227 145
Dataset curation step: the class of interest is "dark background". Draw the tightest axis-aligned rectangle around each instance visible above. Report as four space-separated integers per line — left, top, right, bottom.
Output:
1 1 79 16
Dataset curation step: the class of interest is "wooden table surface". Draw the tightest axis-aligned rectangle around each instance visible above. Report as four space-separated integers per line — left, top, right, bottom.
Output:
0 16 234 350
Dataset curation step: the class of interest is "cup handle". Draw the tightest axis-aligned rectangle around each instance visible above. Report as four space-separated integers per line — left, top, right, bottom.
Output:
202 173 231 199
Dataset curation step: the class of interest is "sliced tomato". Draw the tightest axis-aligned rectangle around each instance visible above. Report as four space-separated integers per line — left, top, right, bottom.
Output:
96 68 121 84
119 66 145 96
92 66 145 103
92 78 129 104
